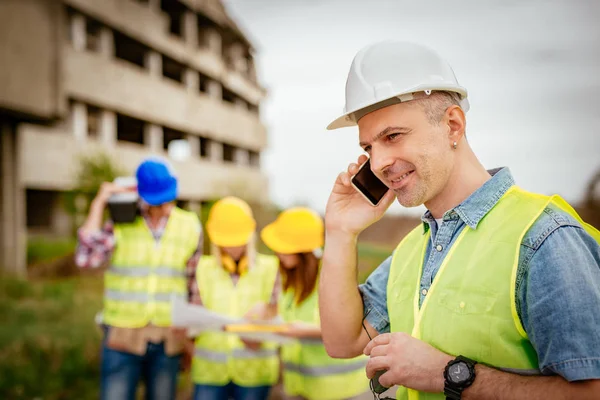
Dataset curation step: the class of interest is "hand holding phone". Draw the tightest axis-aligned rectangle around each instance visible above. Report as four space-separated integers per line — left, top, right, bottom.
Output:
325 155 394 236
350 158 390 206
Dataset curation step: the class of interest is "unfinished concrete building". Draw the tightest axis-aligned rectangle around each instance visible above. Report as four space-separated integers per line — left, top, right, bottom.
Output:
0 0 268 275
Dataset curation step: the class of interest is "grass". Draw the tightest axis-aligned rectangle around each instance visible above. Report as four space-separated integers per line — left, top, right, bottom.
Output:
0 276 103 400
27 237 77 265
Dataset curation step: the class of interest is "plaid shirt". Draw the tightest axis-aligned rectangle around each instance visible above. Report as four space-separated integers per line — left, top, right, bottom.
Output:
75 209 203 304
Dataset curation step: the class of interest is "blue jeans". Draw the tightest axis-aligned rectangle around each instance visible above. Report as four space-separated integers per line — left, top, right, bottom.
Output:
100 339 181 400
193 383 272 400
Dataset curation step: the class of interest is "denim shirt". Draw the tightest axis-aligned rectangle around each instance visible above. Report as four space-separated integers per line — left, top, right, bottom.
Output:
359 167 600 382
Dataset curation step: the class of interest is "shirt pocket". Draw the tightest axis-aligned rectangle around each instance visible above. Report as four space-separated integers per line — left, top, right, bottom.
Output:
435 287 498 316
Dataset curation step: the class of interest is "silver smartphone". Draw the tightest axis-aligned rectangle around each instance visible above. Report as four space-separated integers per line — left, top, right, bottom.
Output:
350 158 390 206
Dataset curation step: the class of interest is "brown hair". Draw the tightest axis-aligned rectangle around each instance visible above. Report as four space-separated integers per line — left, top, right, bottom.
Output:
280 252 320 305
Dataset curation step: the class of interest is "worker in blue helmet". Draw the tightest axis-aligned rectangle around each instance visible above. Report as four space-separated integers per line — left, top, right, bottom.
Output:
75 157 203 400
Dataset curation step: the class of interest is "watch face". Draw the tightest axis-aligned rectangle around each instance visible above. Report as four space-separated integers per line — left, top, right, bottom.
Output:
449 361 471 384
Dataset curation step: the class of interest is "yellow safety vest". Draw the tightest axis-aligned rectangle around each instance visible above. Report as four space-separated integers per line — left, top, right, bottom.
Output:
192 254 280 387
387 186 600 400
279 287 369 400
104 207 200 328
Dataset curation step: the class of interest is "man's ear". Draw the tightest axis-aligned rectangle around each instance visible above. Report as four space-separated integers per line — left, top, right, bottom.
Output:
446 105 466 145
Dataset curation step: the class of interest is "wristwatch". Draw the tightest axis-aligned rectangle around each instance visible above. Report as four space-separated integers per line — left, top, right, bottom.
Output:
443 355 477 400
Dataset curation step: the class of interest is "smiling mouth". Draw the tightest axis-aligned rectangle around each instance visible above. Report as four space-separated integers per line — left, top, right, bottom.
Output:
390 170 414 186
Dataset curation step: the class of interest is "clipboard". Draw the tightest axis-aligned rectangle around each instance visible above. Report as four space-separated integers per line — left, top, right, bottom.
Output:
224 323 290 333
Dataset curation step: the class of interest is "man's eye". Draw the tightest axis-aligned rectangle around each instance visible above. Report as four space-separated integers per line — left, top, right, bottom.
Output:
363 146 371 153
387 133 400 140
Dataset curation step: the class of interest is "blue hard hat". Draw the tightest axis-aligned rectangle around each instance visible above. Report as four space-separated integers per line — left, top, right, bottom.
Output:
135 158 178 206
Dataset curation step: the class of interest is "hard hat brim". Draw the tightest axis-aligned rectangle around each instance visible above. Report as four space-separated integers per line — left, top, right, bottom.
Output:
260 223 299 254
326 89 470 131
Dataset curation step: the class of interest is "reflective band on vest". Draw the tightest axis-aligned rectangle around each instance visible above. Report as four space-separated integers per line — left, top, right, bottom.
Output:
283 358 368 377
103 207 200 328
108 266 187 278
279 287 369 399
192 254 281 387
387 186 600 400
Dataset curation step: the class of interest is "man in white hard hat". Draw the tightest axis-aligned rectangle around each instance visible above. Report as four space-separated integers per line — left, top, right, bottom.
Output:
318 41 600 399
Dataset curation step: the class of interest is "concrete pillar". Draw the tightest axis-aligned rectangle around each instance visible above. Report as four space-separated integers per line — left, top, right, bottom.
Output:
187 200 201 214
186 134 200 158
234 148 250 166
183 11 198 48
72 102 87 143
205 27 222 55
144 123 163 152
184 69 199 93
144 51 162 78
209 140 223 162
99 110 116 148
0 122 26 277
207 80 222 100
98 27 114 59
70 13 86 51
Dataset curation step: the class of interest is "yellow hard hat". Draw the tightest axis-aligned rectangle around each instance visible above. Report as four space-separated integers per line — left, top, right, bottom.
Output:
206 196 256 247
261 207 324 254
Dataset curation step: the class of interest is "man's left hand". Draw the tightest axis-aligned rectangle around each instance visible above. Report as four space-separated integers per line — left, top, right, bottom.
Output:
364 332 453 392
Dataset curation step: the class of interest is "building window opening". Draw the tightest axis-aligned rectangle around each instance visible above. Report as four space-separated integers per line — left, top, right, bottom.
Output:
249 151 260 167
161 0 186 38
162 55 185 84
199 137 209 158
223 144 235 163
85 18 102 52
26 190 57 229
199 72 211 94
248 103 259 115
116 114 145 145
114 31 148 69
222 88 236 104
163 127 185 151
87 105 101 139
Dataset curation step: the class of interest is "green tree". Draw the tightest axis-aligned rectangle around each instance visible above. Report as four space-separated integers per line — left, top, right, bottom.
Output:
63 151 128 235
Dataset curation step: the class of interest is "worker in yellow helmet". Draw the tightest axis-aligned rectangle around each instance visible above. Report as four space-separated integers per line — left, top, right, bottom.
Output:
191 196 280 400
261 207 370 400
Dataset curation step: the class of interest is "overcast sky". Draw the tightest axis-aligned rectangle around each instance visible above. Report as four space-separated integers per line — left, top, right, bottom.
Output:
222 0 600 215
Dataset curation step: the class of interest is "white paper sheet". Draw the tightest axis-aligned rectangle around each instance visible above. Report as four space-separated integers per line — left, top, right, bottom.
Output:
171 298 294 344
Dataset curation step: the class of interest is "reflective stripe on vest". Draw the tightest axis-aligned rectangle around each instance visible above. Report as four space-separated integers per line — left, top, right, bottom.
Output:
108 266 187 278
104 290 186 303
283 358 368 377
387 186 600 400
194 348 278 362
104 207 200 328
279 287 370 399
192 254 281 387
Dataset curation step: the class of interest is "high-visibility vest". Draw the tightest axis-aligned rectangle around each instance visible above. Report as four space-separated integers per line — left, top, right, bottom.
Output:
279 287 369 400
388 186 600 400
192 254 280 387
103 207 200 328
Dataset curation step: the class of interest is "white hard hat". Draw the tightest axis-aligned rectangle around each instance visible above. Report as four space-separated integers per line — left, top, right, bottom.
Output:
327 41 469 130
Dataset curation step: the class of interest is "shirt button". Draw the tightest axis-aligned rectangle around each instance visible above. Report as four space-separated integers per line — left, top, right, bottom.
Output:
436 244 443 252
421 288 428 296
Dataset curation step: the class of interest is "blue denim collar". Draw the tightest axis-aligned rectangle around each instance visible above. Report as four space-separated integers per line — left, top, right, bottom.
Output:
421 167 515 232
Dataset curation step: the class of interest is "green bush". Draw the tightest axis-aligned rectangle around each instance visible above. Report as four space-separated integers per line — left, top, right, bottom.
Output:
27 237 77 265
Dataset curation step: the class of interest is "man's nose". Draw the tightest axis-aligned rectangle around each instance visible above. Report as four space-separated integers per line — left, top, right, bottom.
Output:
369 147 395 178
